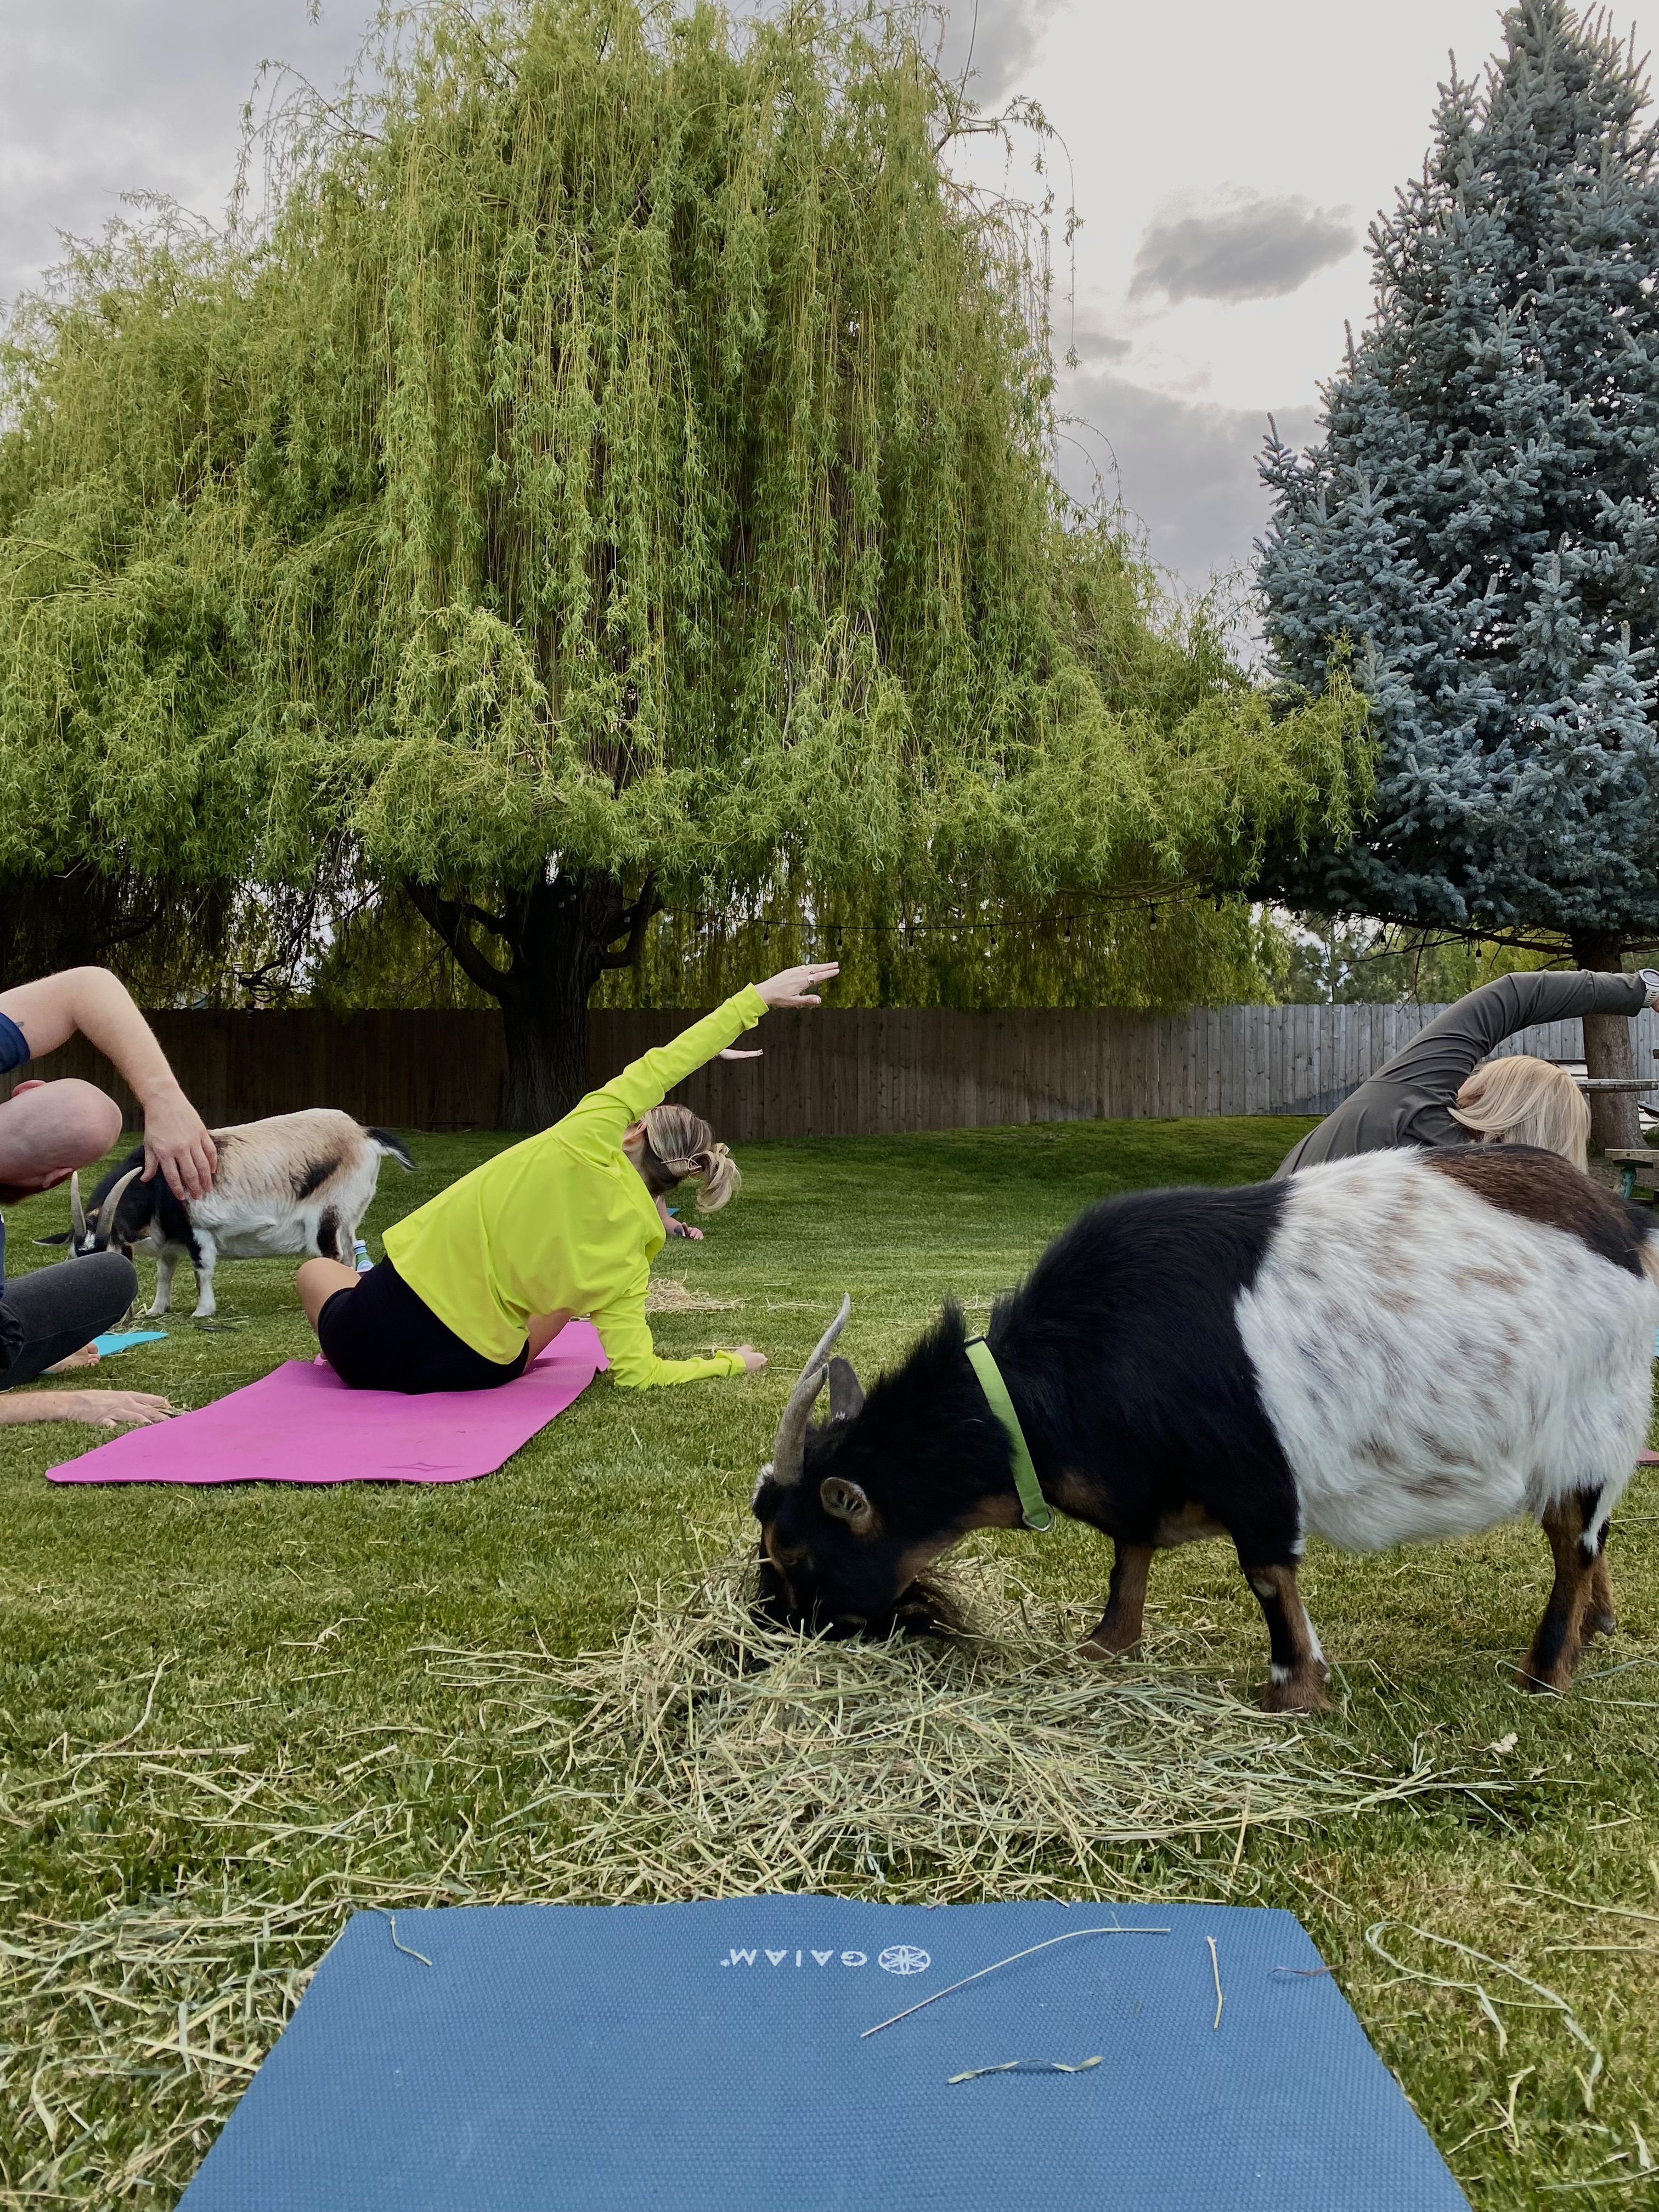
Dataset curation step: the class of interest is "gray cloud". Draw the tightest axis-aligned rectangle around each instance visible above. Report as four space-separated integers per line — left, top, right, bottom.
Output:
0 1 371 309
935 0 1059 101
1130 191 1356 306
1064 311 1132 365
1054 365 1317 592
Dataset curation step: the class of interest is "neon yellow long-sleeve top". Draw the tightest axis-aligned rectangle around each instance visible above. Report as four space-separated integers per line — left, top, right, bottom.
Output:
382 986 766 1386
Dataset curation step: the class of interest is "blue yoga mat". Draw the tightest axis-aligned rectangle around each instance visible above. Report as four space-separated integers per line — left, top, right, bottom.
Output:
180 1897 1466 2211
91 1329 166 1357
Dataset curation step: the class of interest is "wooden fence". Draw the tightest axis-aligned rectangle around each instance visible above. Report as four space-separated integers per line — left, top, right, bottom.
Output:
3 1001 1653 1137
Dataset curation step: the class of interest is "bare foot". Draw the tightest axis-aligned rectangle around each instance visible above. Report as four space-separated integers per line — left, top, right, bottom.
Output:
45 1344 100 1374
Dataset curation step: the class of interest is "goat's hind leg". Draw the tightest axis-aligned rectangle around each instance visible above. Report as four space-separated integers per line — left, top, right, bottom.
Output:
1523 1488 1603 1692
190 1237 218 1320
1081 1543 1154 1657
1241 1558 1330 1713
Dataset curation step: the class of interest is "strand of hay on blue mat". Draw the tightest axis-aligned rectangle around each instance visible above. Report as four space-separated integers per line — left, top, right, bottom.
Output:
429 1552 1485 1903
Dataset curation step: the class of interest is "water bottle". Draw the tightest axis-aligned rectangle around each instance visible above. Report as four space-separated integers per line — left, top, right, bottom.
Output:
353 1238 372 1274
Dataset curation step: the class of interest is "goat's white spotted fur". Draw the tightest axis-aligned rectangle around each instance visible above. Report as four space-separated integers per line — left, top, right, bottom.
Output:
1237 1151 1659 1554
117 1111 402 1318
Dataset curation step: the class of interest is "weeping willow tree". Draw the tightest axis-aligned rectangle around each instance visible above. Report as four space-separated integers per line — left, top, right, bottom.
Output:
0 0 1367 1124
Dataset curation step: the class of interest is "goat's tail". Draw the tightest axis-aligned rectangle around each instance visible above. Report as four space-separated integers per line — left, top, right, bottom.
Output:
366 1128 417 1173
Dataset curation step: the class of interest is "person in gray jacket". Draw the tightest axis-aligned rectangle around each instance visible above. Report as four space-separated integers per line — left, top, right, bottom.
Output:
1276 968 1659 1178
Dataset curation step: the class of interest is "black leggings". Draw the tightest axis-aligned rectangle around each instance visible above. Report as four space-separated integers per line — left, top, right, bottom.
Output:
0 1252 139 1390
317 1256 529 1394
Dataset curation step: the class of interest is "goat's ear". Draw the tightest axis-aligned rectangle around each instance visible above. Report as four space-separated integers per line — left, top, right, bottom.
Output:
827 1355 865 1423
819 1475 874 1532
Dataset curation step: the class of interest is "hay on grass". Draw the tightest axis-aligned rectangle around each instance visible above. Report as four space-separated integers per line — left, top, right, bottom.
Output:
0 1550 1497 2202
644 1276 740 1314
435 1551 1494 1904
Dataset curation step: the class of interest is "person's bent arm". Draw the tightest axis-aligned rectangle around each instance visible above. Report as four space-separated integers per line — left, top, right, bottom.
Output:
594 1289 764 1389
1392 970 1651 1146
0 968 217 1199
1276 967 1656 1176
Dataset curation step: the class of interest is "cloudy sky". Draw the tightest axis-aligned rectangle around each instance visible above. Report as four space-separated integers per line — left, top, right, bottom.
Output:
1 0 1638 593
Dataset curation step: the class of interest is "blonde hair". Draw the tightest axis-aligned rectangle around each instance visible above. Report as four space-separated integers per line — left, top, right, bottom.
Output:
1448 1054 1590 1172
640 1102 742 1212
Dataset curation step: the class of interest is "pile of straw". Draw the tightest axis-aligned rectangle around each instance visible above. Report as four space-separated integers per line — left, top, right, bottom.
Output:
438 1552 1483 1904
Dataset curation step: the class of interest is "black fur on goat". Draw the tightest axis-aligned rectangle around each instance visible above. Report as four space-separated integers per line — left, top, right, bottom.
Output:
78 1147 198 1261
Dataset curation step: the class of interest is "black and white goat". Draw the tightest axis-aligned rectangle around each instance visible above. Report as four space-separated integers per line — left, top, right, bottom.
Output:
67 1110 414 1318
753 1148 1659 1709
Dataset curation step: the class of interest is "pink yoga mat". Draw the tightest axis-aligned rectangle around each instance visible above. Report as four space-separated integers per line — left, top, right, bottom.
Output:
48 1322 606 1486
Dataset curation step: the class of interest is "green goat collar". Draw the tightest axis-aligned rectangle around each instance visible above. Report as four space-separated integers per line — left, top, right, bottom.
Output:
963 1336 1056 1533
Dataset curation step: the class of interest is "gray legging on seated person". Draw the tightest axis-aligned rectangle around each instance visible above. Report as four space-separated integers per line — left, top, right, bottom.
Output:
0 1252 138 1390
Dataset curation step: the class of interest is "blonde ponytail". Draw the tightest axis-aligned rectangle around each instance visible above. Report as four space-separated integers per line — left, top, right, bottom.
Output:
641 1103 743 1212
1448 1054 1590 1172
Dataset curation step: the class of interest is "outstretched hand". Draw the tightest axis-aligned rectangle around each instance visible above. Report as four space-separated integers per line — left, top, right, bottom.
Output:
718 1047 764 1062
0 1387 176 1429
74 1389 176 1429
754 962 839 1011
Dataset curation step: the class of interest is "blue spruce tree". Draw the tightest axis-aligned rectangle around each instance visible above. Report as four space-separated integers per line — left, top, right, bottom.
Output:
1259 0 1659 1141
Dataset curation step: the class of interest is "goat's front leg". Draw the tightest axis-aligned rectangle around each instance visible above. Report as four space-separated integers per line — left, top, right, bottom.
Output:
1585 1520 1616 1643
1522 1489 1603 1692
190 1237 218 1319
1081 1542 1154 1656
146 1252 176 1317
1240 1558 1330 1713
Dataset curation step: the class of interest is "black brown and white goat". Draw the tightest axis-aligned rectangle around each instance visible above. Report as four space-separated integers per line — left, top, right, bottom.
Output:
753 1148 1659 1709
67 1111 414 1318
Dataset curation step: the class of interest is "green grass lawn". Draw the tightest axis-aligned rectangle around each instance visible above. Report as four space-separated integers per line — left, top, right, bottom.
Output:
4 1115 1659 2208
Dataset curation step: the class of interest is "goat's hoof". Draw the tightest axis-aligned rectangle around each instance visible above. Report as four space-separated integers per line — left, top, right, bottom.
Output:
1584 1607 1617 1642
1517 1661 1572 1697
1260 1674 1331 1714
1080 1621 1141 1658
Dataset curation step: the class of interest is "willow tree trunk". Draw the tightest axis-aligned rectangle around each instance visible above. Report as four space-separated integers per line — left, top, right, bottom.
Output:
1570 929 1640 1153
499 969 597 1131
493 875 641 1130
407 869 658 1131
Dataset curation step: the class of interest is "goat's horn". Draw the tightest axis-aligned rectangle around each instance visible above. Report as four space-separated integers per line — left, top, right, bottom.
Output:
95 1166 143 1243
69 1171 87 1250
768 1294 851 1488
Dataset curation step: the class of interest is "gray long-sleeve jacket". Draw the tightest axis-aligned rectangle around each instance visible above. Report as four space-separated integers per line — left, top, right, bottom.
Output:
1274 970 1648 1177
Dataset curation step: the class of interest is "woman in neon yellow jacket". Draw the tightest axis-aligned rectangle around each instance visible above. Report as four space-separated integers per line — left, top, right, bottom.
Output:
295 963 837 1393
